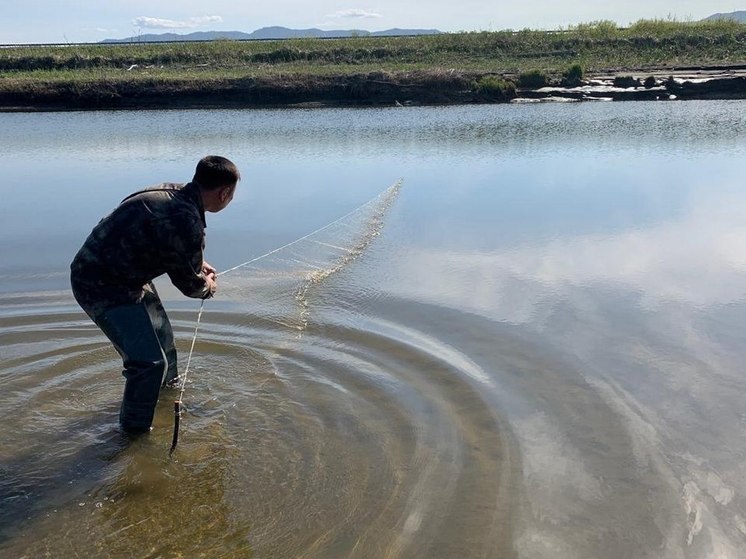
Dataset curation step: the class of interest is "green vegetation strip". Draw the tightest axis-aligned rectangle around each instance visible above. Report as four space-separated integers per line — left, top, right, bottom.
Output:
1 20 745 107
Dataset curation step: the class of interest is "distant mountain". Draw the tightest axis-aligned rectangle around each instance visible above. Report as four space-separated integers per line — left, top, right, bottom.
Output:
703 11 746 23
101 26 442 43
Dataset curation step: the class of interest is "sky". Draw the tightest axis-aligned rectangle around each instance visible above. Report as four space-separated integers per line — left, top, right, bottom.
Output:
1 1 742 44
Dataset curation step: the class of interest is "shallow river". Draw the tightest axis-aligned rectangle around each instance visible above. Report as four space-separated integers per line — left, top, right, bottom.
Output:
1 101 745 558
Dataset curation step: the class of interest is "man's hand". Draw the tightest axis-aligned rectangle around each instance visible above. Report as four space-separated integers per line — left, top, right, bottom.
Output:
205 274 217 298
202 262 218 297
202 261 217 277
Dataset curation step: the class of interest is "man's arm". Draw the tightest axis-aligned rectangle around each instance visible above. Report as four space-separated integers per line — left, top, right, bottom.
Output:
168 254 215 299
162 214 216 299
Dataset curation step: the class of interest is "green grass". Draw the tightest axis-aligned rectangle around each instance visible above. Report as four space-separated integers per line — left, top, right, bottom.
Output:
563 63 584 83
1 19 744 107
473 75 516 98
2 19 745 78
518 69 548 88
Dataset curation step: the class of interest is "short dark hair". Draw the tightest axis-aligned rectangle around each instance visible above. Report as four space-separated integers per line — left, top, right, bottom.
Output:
193 155 240 190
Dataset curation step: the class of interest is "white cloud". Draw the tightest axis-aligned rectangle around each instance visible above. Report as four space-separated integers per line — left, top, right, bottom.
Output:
132 16 223 30
326 9 383 19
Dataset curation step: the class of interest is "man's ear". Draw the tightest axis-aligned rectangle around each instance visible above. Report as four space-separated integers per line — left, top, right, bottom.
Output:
219 186 232 202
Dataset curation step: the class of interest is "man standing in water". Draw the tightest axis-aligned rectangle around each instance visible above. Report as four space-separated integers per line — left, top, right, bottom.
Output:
71 156 240 435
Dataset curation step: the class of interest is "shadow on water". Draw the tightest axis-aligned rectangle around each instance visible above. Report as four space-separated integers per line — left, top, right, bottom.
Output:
0 396 253 558
0 404 129 543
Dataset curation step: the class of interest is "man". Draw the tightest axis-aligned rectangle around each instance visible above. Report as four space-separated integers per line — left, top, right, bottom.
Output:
71 155 239 434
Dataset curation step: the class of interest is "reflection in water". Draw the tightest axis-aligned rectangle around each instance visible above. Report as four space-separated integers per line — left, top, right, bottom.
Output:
1 101 746 558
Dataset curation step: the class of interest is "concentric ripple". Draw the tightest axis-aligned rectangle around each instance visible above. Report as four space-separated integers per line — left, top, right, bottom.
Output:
0 291 520 559
3 284 743 558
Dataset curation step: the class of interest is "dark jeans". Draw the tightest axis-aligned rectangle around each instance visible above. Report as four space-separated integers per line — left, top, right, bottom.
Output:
75 283 179 432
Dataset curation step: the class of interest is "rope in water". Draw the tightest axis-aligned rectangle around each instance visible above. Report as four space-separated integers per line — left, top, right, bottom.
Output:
169 182 401 455
169 299 205 455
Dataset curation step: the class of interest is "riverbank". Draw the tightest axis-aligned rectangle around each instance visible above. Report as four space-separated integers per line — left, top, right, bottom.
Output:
2 68 746 111
514 66 746 103
2 20 745 111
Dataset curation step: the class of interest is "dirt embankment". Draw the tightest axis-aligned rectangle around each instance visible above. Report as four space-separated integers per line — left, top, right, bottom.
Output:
514 66 746 103
0 72 482 111
1 66 745 111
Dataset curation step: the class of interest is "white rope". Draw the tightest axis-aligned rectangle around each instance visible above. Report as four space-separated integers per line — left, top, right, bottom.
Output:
176 299 205 404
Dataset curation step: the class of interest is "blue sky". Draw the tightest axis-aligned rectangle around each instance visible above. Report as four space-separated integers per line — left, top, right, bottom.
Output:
2 1 741 44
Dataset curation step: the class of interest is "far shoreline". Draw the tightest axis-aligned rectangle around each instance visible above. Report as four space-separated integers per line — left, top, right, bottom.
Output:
1 66 745 113
3 22 745 112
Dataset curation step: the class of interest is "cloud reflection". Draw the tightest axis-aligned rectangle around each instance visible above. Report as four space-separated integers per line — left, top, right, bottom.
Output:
392 188 746 323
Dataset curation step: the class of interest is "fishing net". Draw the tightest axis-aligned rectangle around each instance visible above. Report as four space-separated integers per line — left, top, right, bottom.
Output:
170 180 402 454
214 180 402 332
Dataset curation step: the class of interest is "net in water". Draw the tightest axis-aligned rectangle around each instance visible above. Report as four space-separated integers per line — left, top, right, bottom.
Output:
215 180 402 332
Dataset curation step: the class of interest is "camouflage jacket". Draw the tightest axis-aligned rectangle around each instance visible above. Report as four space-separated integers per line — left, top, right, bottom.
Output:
71 182 211 317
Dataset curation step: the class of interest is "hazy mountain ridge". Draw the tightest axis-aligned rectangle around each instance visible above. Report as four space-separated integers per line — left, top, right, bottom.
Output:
703 11 746 23
102 26 442 43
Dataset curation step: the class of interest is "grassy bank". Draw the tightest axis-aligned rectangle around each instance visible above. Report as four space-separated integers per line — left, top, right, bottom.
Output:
1 19 745 109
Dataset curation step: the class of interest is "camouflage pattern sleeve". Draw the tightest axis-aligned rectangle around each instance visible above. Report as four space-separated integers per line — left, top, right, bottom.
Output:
160 211 211 299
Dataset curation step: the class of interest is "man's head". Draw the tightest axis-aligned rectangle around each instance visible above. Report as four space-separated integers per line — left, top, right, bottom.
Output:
193 155 240 213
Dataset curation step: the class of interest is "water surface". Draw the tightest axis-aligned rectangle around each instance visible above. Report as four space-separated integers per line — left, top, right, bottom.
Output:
1 101 745 558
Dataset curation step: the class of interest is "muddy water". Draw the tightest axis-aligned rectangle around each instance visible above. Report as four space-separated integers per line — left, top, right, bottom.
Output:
1 102 746 558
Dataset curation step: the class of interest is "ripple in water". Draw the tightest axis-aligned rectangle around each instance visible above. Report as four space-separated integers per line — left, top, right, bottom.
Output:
0 285 522 559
